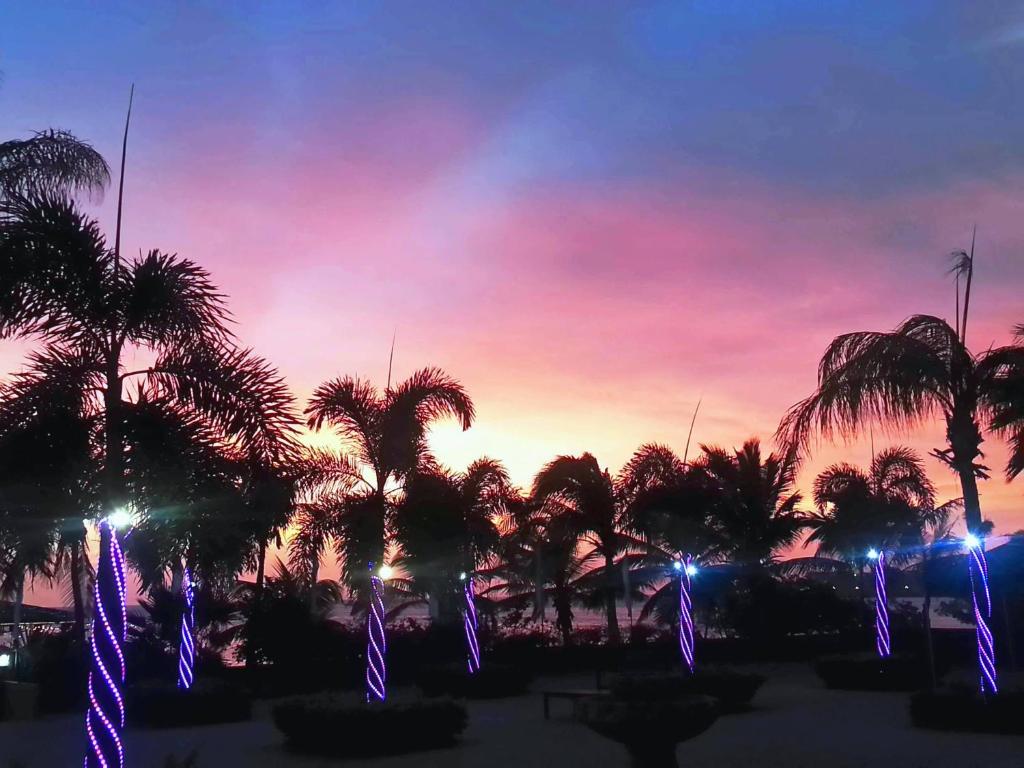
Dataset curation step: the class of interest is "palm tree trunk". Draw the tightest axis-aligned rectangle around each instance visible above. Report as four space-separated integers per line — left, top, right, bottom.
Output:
254 538 267 603
956 466 983 533
604 552 621 645
70 541 86 644
11 570 25 651
308 554 319 613
103 364 125 510
554 587 573 646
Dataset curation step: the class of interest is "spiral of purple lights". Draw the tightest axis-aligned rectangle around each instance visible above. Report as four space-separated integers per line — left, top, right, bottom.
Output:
966 536 998 695
84 520 128 768
872 551 891 658
177 568 196 691
365 564 387 703
677 555 695 674
463 577 480 675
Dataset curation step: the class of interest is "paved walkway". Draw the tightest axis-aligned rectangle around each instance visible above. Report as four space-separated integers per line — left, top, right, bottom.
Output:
2 665 1021 767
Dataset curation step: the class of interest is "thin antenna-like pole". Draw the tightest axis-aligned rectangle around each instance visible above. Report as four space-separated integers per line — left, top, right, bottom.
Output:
113 84 134 270
961 225 976 346
682 396 703 466
386 330 396 390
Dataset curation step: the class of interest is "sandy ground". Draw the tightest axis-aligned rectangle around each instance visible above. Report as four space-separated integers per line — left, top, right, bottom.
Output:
2 664 1022 767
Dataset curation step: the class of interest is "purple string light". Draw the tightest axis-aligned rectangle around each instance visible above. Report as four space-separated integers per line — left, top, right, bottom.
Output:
84 520 127 768
873 551 891 658
177 568 195 690
365 564 387 703
463 576 480 675
966 536 998 695
677 555 695 674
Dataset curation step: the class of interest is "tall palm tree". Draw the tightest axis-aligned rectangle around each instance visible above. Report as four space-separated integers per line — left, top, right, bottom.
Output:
621 445 724 627
304 368 474 599
778 251 1024 534
807 446 937 562
487 495 587 645
533 453 624 643
392 458 508 624
689 439 808 641
696 439 808 567
0 193 299 632
0 130 109 200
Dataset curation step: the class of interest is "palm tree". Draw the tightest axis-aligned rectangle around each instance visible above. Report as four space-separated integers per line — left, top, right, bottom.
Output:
487 495 588 645
304 368 474 600
807 447 937 563
392 458 508 624
696 439 808 567
690 439 808 641
778 251 1024 534
0 193 300 633
621 445 724 627
532 454 625 643
0 130 109 200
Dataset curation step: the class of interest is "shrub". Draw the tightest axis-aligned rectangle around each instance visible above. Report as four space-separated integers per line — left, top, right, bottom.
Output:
610 668 765 712
126 678 251 728
22 630 85 714
273 694 468 757
910 686 1024 734
577 695 718 768
815 653 929 692
416 662 532 699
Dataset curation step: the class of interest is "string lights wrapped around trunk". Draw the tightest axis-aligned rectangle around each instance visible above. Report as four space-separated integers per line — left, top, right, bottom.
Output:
177 568 196 690
365 563 388 703
461 573 480 674
84 519 128 768
965 535 998 695
868 549 891 658
674 556 696 674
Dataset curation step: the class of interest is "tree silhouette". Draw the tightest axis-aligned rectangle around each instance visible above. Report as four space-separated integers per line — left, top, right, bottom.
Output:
779 252 1024 534
392 458 508 624
0 193 300 634
304 368 474 601
807 446 938 563
0 130 109 200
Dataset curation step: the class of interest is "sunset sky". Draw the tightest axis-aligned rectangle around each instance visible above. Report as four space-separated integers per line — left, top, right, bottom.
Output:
3 3 1024 601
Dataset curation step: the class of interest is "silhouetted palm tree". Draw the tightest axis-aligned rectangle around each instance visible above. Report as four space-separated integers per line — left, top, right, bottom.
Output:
696 439 808 568
778 251 1024 534
532 453 624 643
0 193 300 627
0 130 109 199
807 446 937 562
392 458 508 624
304 368 474 600
621 445 724 627
487 494 587 645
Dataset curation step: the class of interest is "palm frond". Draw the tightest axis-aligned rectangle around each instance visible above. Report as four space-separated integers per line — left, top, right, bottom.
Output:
777 315 958 454
123 250 230 346
0 130 109 200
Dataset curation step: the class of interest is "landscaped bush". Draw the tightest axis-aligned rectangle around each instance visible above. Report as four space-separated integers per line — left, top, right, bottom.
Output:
815 653 930 692
610 668 765 712
22 630 85 714
577 694 718 768
416 662 532 699
910 685 1024 734
126 678 251 728
272 695 468 757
